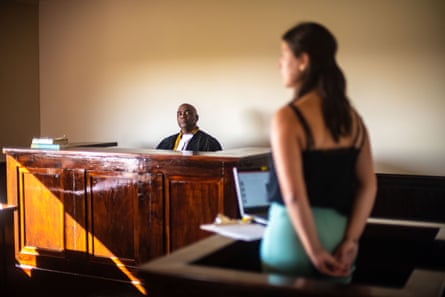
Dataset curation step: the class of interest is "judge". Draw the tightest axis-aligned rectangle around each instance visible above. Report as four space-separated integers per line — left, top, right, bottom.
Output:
156 103 223 152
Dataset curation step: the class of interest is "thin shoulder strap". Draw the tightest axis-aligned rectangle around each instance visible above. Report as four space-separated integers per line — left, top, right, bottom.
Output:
288 103 314 149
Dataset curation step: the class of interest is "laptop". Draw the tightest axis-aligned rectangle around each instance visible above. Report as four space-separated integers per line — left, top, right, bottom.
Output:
232 167 270 225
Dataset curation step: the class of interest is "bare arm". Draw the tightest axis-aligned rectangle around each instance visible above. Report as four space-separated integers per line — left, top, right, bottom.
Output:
334 126 377 271
342 126 377 242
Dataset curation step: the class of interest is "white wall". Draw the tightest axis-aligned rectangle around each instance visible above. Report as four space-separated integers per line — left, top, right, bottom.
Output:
39 0 445 176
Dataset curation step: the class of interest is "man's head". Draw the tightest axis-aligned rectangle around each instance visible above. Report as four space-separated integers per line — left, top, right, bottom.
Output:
176 103 199 134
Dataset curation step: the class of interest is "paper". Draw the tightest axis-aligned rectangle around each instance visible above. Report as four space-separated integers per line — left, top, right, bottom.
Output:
200 223 265 241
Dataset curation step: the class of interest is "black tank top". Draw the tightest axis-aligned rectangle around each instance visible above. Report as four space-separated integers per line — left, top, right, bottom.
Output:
267 103 366 215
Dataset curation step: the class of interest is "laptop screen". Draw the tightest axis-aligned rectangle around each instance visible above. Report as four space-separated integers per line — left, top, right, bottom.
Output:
233 167 270 211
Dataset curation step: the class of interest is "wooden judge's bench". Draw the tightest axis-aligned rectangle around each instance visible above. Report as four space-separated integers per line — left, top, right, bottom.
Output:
2 146 270 287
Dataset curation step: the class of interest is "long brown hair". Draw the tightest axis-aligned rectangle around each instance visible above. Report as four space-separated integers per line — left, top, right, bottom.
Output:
283 22 352 141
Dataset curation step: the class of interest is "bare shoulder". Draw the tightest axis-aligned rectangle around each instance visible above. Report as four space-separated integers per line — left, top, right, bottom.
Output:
272 104 295 128
271 104 307 144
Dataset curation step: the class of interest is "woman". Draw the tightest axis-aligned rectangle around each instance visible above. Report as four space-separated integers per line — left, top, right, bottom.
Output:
260 22 377 282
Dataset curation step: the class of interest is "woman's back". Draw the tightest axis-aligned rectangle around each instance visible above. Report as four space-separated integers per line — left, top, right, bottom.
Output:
268 92 365 215
291 92 363 151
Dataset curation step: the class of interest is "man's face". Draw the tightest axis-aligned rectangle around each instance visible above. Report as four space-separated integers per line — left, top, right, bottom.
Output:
176 104 198 133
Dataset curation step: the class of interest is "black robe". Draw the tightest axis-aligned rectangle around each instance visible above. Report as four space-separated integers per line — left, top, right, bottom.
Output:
156 130 222 152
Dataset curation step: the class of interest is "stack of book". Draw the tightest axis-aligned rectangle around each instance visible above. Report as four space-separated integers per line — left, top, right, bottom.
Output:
30 135 69 150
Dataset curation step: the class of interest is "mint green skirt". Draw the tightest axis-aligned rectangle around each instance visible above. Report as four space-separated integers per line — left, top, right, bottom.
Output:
260 202 354 283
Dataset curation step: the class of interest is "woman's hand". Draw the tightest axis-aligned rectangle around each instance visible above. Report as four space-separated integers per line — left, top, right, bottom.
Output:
309 248 349 277
333 239 358 276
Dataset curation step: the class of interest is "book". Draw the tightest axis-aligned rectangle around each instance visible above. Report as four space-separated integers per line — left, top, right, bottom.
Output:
29 141 118 150
30 143 65 150
31 135 68 145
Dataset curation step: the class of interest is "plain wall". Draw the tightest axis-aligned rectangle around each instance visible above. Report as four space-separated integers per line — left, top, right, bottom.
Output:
0 1 40 161
35 0 445 176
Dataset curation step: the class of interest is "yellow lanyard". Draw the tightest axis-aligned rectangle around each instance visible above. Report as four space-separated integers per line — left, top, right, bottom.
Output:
173 128 199 150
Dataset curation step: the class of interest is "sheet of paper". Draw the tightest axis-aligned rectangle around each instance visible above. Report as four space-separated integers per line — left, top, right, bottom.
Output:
200 223 265 241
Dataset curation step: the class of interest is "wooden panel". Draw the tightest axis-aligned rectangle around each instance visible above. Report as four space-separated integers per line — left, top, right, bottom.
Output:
14 166 87 268
373 174 445 222
135 172 165 262
21 168 64 251
86 171 138 263
63 169 87 252
0 204 16 293
168 175 224 251
0 162 6 203
86 171 165 264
